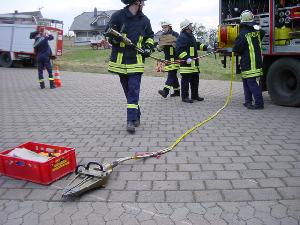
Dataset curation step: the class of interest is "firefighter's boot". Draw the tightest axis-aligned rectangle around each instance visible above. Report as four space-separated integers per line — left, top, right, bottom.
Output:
50 80 56 89
127 121 135 134
170 90 180 97
133 119 140 127
158 88 169 98
40 81 45 89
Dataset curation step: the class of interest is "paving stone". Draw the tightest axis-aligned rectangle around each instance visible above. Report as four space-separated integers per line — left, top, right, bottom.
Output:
179 180 204 190
108 191 137 202
138 191 165 202
166 191 194 202
277 187 300 199
153 181 178 190
205 180 232 190
250 188 281 200
222 189 252 201
194 190 223 202
1 189 31 200
26 189 57 200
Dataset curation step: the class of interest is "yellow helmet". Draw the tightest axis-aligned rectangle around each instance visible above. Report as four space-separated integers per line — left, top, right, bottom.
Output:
180 19 192 30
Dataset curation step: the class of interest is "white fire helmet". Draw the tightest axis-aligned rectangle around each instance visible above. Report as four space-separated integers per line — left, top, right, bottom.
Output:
160 21 172 27
180 19 192 30
240 10 254 23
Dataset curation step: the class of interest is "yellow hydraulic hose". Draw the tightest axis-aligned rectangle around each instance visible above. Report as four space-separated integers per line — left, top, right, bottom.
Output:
127 52 236 161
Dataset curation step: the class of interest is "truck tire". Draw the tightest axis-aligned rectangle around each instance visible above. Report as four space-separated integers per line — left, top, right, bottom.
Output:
0 52 13 67
267 57 300 106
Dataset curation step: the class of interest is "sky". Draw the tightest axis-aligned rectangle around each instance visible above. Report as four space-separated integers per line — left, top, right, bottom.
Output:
0 0 220 34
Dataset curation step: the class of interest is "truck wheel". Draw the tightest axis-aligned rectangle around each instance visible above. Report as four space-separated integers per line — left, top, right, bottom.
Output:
0 52 13 67
267 58 300 106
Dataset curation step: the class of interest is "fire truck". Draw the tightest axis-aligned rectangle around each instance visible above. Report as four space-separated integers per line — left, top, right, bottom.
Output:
0 13 63 68
218 0 300 106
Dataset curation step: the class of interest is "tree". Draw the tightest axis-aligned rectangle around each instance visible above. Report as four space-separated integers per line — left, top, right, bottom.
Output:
192 22 206 41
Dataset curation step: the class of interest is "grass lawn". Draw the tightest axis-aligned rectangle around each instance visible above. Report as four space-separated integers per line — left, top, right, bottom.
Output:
56 45 239 81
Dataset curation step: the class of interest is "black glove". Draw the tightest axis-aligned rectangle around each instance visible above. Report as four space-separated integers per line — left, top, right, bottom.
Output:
142 48 152 58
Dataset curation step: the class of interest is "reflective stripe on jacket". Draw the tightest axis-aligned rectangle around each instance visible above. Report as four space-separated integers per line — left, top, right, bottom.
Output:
175 30 208 74
161 30 180 72
106 6 154 75
233 25 265 79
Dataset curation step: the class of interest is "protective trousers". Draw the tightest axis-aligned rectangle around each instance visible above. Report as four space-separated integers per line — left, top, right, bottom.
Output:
242 77 264 107
37 57 53 82
165 70 180 90
181 72 200 99
119 73 142 122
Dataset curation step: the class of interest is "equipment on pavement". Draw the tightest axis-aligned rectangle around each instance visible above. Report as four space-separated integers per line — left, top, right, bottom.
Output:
62 53 236 198
53 65 62 88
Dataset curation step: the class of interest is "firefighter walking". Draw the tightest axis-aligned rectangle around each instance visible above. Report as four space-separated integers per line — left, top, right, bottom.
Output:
30 28 55 89
105 0 154 133
176 19 211 103
157 21 180 98
233 10 265 110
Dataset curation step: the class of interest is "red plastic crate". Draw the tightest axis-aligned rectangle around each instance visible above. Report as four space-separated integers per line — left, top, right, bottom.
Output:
0 142 76 185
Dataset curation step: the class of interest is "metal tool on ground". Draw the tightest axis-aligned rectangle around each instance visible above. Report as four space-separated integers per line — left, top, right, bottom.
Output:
62 53 236 198
62 162 115 197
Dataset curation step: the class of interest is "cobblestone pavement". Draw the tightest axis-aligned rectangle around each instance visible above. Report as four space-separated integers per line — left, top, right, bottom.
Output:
0 67 299 225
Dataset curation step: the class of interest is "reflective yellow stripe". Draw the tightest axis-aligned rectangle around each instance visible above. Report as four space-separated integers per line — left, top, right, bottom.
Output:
137 36 143 49
164 64 179 71
241 68 263 78
137 54 143 64
170 47 174 56
179 52 187 59
190 47 194 57
199 44 205 51
164 85 172 89
120 33 126 48
145 38 154 46
127 104 138 109
246 33 256 70
258 32 262 51
49 78 54 81
117 53 123 64
39 79 44 82
173 87 180 91
180 66 199 74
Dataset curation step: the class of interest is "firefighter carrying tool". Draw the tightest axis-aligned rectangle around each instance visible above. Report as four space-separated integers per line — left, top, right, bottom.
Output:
62 52 235 198
105 0 155 134
157 21 180 98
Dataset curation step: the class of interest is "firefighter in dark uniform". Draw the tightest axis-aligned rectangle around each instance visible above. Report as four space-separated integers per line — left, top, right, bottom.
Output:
233 10 264 109
157 21 180 98
176 19 210 103
30 28 55 89
105 0 154 133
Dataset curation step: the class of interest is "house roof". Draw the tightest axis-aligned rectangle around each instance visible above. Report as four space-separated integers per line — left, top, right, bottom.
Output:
1 11 43 18
70 10 117 31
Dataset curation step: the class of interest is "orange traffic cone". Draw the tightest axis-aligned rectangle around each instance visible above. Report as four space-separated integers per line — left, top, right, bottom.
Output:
53 65 62 88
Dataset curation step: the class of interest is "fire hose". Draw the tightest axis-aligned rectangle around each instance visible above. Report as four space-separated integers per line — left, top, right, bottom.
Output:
62 34 235 198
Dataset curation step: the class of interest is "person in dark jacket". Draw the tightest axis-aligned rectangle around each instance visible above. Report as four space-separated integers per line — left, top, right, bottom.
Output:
176 19 210 103
105 0 154 133
30 28 55 89
157 21 180 98
233 10 265 109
